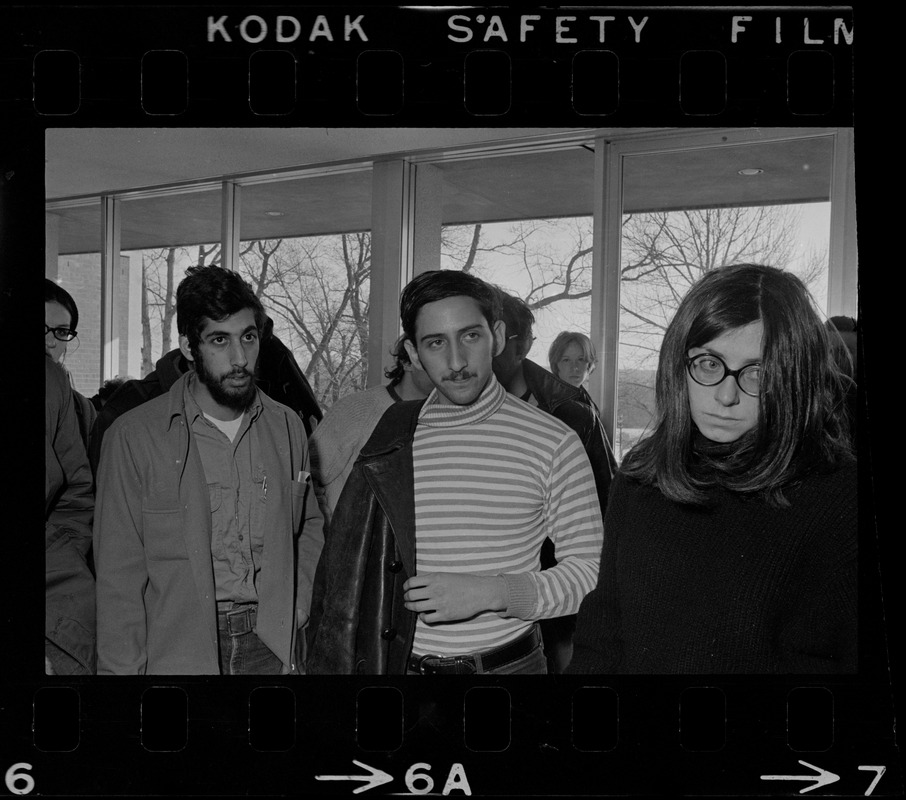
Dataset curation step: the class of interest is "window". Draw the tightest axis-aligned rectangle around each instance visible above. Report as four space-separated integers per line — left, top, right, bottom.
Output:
433 146 597 383
238 170 373 407
120 189 223 377
48 201 103 396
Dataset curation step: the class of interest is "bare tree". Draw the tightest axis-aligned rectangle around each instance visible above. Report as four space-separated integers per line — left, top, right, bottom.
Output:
138 243 224 376
140 247 180 375
442 206 825 441
237 233 372 405
619 206 805 362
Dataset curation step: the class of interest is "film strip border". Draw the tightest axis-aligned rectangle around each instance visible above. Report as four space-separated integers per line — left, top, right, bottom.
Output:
1 6 854 125
2 677 900 796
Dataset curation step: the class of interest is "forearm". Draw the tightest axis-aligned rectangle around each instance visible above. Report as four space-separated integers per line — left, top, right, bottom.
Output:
500 553 600 619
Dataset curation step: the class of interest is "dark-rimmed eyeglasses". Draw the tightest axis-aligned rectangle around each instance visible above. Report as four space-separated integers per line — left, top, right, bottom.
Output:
45 324 77 342
685 353 761 397
506 334 535 343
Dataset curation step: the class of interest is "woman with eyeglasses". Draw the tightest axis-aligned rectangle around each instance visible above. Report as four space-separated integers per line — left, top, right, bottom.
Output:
45 278 96 449
569 263 856 674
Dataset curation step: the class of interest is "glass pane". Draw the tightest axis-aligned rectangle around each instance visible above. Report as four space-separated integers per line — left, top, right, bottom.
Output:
616 136 834 460
120 189 222 378
239 171 373 408
48 201 102 397
440 217 594 380
437 146 596 385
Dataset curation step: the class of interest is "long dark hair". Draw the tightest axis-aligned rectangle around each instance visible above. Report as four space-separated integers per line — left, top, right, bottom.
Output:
623 263 851 506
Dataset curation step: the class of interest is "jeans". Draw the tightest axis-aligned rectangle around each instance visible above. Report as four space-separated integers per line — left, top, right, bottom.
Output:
217 603 283 675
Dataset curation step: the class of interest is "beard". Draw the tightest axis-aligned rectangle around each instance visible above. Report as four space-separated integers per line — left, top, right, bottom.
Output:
193 350 257 412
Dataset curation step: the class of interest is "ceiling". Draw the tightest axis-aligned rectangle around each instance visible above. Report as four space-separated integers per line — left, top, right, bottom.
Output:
45 127 836 254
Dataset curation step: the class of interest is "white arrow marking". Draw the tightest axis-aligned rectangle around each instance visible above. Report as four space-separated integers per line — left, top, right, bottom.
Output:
760 760 840 794
316 760 394 794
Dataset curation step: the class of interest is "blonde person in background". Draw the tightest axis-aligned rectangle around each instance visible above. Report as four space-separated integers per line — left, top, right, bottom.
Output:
549 331 596 390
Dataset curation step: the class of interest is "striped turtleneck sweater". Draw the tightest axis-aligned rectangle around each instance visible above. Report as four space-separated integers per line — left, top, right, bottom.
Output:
411 375 603 658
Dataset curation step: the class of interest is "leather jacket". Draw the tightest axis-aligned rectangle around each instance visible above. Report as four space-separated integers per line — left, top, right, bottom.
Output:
306 399 425 674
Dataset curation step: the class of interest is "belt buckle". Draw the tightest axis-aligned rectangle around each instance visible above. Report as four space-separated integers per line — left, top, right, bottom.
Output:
226 605 254 635
416 654 436 675
452 656 477 675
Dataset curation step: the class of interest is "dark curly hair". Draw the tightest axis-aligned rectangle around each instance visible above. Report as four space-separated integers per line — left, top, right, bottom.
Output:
176 266 266 349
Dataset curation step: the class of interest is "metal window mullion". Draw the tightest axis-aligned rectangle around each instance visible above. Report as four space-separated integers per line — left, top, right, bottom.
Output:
367 160 413 387
827 128 856 317
100 196 121 382
222 181 241 271
591 136 623 445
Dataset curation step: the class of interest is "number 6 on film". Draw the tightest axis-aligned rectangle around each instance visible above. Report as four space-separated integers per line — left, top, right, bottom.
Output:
4 763 35 795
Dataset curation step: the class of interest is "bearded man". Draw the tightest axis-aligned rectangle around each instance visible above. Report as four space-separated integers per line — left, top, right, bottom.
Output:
94 266 323 675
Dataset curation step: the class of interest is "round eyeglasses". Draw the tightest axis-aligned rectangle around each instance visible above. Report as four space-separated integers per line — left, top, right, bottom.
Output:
685 353 761 397
45 324 78 342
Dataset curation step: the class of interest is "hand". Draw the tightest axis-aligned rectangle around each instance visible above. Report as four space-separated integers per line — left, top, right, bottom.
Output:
403 573 507 624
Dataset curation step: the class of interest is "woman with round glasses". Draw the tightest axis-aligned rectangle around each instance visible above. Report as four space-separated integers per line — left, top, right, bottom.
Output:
569 263 856 674
45 278 96 449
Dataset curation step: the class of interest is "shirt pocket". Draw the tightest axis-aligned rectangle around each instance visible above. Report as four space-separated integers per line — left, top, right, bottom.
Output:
290 478 310 532
141 507 188 561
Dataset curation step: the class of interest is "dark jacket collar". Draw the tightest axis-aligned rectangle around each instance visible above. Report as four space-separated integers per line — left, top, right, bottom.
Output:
522 358 593 413
155 347 189 391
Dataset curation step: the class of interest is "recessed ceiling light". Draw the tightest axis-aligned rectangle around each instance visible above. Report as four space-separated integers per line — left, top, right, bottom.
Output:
265 210 285 217
737 168 764 176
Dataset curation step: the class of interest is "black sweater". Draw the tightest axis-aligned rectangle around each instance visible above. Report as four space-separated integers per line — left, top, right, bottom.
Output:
569 458 857 674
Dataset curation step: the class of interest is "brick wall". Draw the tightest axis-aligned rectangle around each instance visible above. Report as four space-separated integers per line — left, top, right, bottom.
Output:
56 254 101 396
53 254 132 397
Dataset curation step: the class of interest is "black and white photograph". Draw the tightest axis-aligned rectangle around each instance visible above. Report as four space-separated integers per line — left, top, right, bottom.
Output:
5 3 901 797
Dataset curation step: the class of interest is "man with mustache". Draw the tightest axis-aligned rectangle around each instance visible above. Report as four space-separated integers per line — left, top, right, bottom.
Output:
94 266 323 674
307 270 603 675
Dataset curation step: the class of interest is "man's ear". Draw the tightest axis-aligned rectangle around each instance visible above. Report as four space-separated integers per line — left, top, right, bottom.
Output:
178 334 195 364
403 337 422 370
491 319 506 357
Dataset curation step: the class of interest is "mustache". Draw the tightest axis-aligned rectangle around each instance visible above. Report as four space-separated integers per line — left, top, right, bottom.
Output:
442 370 475 381
224 368 253 380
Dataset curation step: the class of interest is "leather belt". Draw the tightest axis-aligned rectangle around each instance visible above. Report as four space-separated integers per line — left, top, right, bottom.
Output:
217 602 258 636
408 626 541 675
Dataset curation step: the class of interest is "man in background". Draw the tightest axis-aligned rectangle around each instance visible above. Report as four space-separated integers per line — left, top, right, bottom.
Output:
309 336 434 526
490 287 616 672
